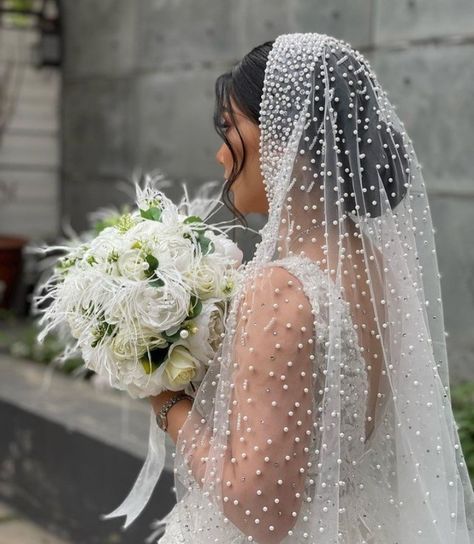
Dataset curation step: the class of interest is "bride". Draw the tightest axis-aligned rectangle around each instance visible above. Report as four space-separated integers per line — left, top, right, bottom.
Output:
146 33 474 543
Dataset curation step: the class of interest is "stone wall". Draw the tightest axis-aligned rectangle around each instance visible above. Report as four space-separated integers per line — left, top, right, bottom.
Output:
61 0 474 381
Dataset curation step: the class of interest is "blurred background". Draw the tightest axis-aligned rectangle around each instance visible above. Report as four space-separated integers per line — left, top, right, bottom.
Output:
0 1 473 543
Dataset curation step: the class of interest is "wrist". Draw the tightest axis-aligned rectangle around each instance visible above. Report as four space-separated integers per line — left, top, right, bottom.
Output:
165 397 193 442
149 389 184 415
155 392 193 433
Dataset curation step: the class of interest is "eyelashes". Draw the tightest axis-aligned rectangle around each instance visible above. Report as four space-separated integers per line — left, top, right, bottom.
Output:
218 121 231 132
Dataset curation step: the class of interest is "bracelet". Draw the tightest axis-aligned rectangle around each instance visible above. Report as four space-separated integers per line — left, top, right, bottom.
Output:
156 392 194 432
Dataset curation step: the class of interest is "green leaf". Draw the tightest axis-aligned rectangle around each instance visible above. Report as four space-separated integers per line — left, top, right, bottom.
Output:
140 207 162 221
197 234 214 256
162 329 183 343
187 296 202 319
184 215 208 237
144 254 159 277
183 215 204 224
149 277 165 288
91 320 116 348
140 346 169 374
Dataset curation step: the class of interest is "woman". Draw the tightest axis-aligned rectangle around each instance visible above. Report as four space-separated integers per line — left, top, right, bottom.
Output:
148 33 474 543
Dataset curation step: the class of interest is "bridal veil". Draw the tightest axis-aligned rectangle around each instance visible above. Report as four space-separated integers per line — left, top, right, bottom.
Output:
151 32 474 543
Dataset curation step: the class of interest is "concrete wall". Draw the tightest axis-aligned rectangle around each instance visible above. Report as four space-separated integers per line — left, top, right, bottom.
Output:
61 0 474 382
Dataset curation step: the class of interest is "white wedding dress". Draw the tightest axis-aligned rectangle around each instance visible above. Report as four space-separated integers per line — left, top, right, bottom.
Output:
154 256 381 543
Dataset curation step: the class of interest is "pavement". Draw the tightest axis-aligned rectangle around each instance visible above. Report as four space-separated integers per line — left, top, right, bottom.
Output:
0 502 70 544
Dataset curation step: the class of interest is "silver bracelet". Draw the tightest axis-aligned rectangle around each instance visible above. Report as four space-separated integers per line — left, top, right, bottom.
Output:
156 392 194 432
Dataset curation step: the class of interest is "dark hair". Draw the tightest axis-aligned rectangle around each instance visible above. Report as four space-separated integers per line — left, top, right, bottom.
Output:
315 45 410 219
214 39 409 224
213 40 274 226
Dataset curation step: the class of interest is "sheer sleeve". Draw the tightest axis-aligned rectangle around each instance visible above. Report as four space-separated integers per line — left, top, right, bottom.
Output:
221 265 315 543
178 264 315 544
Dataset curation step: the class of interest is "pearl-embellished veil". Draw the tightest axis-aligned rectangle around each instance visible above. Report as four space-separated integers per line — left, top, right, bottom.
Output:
148 33 474 543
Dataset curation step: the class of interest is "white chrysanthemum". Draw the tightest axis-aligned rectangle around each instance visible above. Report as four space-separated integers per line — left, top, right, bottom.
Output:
87 228 126 271
126 218 168 244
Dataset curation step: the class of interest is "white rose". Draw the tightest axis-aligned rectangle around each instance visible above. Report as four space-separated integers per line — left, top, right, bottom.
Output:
162 344 200 388
109 327 149 361
205 230 243 268
187 256 224 300
117 248 148 280
134 283 190 332
155 235 195 274
125 222 195 274
185 301 225 362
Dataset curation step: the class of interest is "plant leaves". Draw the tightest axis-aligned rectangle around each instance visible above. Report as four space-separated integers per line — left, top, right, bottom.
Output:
140 206 162 221
197 234 214 256
187 296 202 319
183 215 204 225
145 254 159 277
162 329 183 343
140 346 169 374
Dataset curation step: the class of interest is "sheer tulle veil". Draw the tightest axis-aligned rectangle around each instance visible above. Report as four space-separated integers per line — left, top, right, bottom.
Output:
116 32 474 543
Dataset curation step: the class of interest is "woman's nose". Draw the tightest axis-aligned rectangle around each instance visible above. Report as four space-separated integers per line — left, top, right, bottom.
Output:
215 144 225 167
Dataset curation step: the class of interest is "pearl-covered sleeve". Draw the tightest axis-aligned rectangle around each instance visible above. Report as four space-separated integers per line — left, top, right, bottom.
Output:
217 265 315 543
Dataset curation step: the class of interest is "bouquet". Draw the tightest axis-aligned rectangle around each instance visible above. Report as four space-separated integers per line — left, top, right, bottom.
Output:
33 175 243 400
31 173 246 529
